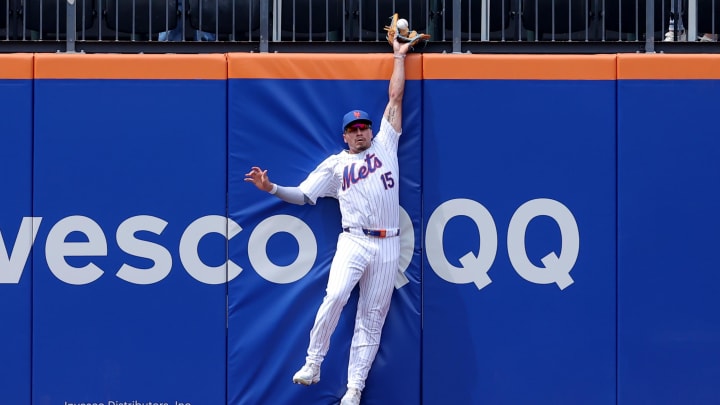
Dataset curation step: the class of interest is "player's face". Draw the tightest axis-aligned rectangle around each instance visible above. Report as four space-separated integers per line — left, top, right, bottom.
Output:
343 123 372 154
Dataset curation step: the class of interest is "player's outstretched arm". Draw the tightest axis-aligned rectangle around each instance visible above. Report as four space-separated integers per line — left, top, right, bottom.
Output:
384 39 411 133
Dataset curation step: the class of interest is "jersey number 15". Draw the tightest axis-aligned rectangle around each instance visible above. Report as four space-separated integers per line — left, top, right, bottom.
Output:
381 171 395 190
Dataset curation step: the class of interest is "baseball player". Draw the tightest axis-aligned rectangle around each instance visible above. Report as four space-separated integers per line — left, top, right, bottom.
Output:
244 37 412 405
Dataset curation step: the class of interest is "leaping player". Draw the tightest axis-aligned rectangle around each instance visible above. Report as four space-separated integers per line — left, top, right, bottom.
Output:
244 37 412 405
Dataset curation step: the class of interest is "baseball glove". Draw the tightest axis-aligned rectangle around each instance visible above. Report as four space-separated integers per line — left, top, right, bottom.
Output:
384 13 431 47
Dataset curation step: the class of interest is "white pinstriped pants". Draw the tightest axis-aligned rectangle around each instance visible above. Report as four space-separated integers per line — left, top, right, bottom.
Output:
305 231 399 391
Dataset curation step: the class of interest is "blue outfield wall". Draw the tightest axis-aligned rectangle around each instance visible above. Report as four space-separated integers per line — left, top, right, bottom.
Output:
0 63 33 405
30 55 228 405
617 80 720 404
0 53 719 404
421 71 618 403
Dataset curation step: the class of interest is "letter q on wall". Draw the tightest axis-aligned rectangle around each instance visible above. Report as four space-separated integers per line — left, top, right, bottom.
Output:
426 197 579 290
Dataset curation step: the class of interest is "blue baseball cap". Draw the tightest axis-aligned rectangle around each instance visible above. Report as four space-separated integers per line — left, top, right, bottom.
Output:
342 110 372 131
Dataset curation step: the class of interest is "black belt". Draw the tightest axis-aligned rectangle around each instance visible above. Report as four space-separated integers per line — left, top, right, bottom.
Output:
342 227 400 238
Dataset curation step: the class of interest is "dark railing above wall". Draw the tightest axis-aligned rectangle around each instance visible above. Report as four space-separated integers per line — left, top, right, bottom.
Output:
1 0 719 54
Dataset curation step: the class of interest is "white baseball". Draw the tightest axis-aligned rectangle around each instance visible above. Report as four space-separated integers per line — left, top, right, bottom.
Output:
397 19 409 32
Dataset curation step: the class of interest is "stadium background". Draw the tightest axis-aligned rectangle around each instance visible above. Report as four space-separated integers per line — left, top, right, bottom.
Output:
1 1 720 404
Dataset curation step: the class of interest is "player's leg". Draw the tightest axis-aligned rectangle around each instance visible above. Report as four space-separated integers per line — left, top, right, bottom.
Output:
346 237 399 391
305 234 370 365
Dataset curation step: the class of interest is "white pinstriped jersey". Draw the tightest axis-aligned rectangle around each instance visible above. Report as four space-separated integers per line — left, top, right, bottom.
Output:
298 117 400 230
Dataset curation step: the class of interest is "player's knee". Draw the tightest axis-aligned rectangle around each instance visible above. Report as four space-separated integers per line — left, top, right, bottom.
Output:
323 289 351 307
366 306 391 324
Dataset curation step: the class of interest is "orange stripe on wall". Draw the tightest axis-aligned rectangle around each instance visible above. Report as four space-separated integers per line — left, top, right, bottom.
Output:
30 52 720 81
227 53 422 80
34 54 227 79
0 54 34 79
618 54 720 79
423 54 617 80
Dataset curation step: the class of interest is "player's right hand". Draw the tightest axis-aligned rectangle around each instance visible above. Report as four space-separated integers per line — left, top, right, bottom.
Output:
244 166 273 192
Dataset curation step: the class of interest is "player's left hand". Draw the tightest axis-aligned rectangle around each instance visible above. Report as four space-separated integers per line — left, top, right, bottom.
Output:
385 13 430 50
393 38 411 56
